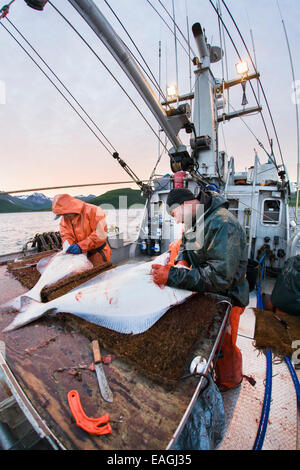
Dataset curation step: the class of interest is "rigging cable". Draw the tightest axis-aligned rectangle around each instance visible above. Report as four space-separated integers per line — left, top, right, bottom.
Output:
208 0 274 162
145 0 191 60
227 102 279 169
103 0 168 105
0 0 14 19
5 16 116 154
216 0 226 116
213 1 278 169
48 1 170 157
0 18 146 191
220 0 285 170
0 179 157 196
157 0 197 59
218 0 230 114
185 0 193 112
276 0 300 221
171 0 179 102
0 21 112 157
148 40 168 182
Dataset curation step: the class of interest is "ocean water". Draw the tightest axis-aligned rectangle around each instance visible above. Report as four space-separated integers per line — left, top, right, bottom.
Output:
0 206 298 256
0 209 145 255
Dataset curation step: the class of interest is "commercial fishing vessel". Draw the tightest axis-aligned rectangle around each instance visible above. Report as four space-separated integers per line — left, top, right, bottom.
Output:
0 0 299 451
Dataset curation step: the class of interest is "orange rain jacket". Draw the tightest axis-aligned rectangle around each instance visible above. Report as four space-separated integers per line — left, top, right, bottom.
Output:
52 194 111 263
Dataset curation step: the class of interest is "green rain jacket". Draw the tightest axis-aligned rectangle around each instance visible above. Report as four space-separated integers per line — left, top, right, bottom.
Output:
166 193 249 307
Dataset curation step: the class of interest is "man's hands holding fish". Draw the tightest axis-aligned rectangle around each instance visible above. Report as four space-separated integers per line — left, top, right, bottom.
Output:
151 264 171 286
151 260 189 286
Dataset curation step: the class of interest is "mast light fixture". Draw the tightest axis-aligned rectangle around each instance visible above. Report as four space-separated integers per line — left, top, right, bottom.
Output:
166 84 178 98
236 60 249 77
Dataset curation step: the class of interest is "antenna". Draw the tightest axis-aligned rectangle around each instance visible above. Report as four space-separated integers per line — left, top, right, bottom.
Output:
185 0 192 111
158 39 162 159
171 0 179 104
249 28 260 104
243 1 260 103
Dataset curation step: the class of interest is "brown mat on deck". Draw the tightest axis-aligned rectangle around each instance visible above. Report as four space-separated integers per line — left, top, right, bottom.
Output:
253 308 300 360
6 258 223 388
63 293 221 388
7 252 112 301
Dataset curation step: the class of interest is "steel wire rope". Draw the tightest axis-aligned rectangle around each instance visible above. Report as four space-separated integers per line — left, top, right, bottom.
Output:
225 102 279 169
220 0 285 169
217 0 225 86
148 143 168 183
208 0 274 162
5 16 117 154
0 179 159 196
276 0 300 222
145 0 191 60
0 18 147 189
148 0 278 177
103 0 169 106
48 1 170 158
0 20 112 157
157 0 197 59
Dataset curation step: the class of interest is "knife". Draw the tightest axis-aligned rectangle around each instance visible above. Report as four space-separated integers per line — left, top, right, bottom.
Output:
92 340 113 403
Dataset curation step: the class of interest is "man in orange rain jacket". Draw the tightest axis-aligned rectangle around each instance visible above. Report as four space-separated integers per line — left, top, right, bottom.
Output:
52 194 111 265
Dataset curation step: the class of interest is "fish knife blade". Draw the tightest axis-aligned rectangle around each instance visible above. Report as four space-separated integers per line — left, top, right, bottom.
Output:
92 340 113 403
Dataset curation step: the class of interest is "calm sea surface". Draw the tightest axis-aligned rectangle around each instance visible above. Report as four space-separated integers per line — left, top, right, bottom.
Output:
0 209 145 255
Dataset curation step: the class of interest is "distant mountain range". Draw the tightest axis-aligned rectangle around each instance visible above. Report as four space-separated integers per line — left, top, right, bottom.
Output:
0 189 145 213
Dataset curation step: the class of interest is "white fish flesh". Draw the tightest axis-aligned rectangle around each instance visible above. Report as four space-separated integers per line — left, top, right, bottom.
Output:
3 253 194 334
4 251 93 310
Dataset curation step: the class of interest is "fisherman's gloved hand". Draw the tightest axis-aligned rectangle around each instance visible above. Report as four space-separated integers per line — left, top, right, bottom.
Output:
151 264 171 286
66 244 82 255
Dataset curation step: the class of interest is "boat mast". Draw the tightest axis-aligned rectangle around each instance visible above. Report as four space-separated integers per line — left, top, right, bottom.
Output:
192 23 219 181
24 0 259 190
24 0 195 178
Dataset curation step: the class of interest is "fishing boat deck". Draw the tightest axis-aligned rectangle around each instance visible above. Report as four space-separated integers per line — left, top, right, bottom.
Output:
0 260 228 450
220 287 300 450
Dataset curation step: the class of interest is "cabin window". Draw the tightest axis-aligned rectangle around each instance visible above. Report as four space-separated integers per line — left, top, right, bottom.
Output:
262 199 281 225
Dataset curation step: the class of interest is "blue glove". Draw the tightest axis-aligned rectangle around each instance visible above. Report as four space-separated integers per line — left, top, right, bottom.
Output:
66 244 82 255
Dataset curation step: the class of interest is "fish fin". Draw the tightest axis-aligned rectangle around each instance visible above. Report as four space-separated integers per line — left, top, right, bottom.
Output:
20 295 40 312
1 295 22 311
3 296 47 332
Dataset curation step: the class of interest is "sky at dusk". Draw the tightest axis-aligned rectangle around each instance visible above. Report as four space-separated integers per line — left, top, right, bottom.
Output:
0 0 299 198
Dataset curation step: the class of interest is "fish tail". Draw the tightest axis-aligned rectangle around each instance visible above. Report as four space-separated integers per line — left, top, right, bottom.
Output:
1 294 22 311
3 296 48 332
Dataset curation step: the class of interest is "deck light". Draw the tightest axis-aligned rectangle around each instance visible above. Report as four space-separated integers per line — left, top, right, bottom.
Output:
166 84 178 98
236 60 249 76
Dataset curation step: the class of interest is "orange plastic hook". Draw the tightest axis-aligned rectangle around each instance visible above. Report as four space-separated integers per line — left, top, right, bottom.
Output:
67 390 112 435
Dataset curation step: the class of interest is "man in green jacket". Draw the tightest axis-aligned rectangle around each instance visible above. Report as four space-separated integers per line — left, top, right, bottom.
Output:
151 187 249 390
